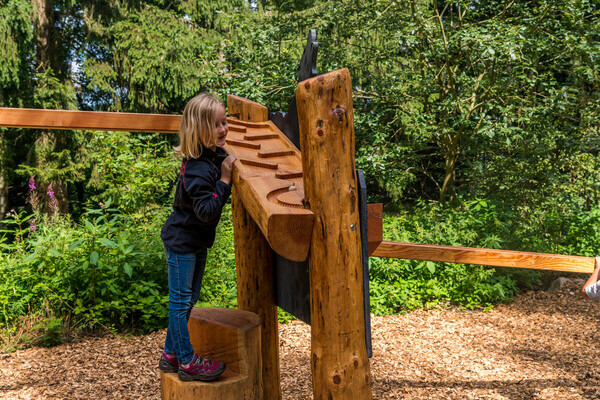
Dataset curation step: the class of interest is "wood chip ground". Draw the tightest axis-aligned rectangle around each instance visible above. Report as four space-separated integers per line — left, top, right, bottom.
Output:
2 281 599 399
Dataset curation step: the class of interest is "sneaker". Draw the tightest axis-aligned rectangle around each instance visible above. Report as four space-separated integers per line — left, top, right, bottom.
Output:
178 354 226 382
158 351 179 373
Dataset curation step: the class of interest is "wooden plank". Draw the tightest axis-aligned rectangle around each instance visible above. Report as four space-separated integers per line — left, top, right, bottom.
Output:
225 139 261 150
0 107 180 132
297 68 372 400
228 125 247 133
366 203 383 256
275 170 303 179
371 241 595 273
238 158 279 170
227 118 271 129
244 133 279 141
258 149 295 158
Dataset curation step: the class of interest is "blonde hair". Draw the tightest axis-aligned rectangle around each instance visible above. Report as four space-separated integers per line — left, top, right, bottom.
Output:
175 93 224 159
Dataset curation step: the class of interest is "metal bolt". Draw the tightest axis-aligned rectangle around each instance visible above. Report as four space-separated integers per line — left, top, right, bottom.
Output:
350 224 356 231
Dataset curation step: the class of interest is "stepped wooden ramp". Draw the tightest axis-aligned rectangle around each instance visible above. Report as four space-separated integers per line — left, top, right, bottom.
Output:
224 116 314 262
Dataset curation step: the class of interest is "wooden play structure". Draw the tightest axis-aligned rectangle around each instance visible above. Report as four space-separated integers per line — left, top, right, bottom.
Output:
0 39 596 399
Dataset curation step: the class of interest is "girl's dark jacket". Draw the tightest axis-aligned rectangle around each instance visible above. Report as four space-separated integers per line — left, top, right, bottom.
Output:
161 146 231 254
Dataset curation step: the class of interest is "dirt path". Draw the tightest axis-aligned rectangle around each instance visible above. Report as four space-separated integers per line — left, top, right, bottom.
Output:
2 281 600 399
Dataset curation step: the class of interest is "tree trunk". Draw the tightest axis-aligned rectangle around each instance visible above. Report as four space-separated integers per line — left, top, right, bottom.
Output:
297 68 372 400
34 0 55 70
0 134 8 217
440 147 457 203
33 0 69 214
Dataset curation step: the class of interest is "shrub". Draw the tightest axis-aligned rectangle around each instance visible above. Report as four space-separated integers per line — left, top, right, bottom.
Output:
0 201 169 339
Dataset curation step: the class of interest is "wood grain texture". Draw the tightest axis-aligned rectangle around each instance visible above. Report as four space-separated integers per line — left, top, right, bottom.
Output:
297 68 372 400
227 96 281 400
232 190 281 400
372 241 595 273
225 96 314 262
366 203 383 256
0 107 180 132
159 307 262 400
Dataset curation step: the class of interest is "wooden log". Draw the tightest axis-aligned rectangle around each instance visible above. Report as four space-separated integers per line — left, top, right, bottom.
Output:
159 307 262 400
0 107 180 132
297 68 372 400
227 95 281 400
372 241 595 273
232 190 281 400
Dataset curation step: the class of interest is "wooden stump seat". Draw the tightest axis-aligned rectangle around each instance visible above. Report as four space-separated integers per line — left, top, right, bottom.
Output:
159 307 262 400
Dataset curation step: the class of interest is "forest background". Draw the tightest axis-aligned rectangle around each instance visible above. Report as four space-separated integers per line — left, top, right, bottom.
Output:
1 0 599 349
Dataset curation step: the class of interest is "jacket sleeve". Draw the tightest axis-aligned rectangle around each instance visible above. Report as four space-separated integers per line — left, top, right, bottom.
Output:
185 167 231 223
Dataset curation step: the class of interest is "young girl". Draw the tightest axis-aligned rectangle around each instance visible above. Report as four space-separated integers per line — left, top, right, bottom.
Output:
158 93 236 382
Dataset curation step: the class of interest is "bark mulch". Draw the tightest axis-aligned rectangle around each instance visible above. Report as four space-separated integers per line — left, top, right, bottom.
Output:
1 280 599 399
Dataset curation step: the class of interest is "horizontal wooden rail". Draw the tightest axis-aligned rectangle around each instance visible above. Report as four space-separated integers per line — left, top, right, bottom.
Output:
372 241 594 274
0 107 181 133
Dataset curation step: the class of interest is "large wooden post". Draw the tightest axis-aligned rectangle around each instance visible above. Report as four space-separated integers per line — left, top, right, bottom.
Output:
297 68 372 399
228 95 281 400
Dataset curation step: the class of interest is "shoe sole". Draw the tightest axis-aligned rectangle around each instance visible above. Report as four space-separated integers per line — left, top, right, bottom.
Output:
158 358 179 373
178 366 226 382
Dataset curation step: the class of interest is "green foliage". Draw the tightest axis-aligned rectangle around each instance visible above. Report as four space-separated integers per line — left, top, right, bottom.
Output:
0 202 169 338
0 194 241 349
0 0 34 103
85 131 179 213
369 200 530 314
216 12 301 110
200 204 238 309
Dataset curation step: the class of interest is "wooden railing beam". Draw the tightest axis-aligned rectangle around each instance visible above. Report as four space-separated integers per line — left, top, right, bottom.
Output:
372 241 594 274
0 107 180 133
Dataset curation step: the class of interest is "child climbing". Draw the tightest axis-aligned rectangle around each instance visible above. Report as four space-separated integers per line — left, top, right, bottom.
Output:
582 257 600 300
158 93 236 381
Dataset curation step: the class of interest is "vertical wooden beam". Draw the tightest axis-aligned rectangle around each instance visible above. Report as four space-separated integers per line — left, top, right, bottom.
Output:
228 95 281 400
297 69 372 399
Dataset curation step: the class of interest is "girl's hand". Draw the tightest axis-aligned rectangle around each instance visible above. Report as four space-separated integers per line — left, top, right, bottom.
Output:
220 155 237 185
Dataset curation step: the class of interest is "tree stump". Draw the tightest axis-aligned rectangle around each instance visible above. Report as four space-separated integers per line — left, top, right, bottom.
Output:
159 307 262 400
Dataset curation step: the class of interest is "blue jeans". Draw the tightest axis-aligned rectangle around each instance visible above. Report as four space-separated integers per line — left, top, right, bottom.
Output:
163 245 207 365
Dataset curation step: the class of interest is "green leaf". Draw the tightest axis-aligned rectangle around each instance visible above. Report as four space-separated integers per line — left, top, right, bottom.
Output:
90 251 99 265
23 253 38 263
48 249 62 257
98 238 117 248
426 261 436 274
68 240 84 251
124 263 133 278
84 220 95 232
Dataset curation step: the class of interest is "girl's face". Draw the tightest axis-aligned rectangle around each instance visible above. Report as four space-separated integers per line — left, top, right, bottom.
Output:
214 106 228 148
